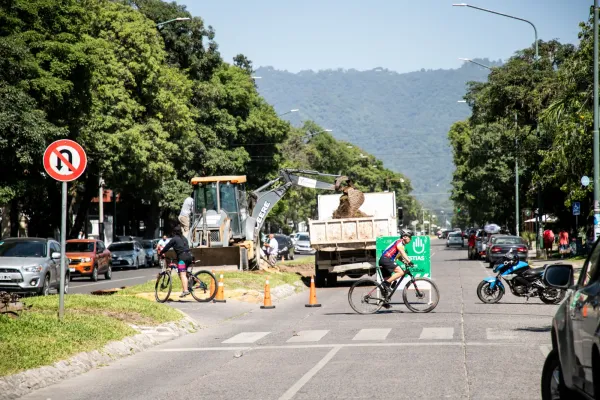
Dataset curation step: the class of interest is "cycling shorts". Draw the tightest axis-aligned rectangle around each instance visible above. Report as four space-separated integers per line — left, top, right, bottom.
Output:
378 257 400 278
177 253 192 272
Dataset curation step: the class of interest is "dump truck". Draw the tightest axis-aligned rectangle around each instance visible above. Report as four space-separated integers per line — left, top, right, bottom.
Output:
309 191 398 287
183 169 350 270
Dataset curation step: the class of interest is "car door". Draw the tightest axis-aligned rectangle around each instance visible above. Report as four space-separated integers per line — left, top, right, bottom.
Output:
570 239 600 393
135 243 144 265
96 241 106 272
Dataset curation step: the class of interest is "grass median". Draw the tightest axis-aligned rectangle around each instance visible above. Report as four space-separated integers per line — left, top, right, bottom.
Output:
0 294 182 377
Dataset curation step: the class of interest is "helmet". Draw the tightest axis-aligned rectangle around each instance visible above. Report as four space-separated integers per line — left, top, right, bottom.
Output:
400 229 413 239
503 251 518 264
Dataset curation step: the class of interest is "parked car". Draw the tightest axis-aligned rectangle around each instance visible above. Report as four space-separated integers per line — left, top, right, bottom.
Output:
485 235 528 268
274 234 295 260
540 240 600 400
108 241 146 269
294 233 314 254
446 232 464 247
66 239 112 281
0 237 69 295
141 240 159 267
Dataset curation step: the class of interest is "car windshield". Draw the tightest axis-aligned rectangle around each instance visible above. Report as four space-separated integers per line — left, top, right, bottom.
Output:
66 242 94 252
109 243 134 252
494 237 524 245
298 234 309 241
0 240 47 257
450 233 461 237
142 241 153 249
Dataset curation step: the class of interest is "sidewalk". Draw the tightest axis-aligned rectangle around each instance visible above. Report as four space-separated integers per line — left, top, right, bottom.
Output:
527 248 584 280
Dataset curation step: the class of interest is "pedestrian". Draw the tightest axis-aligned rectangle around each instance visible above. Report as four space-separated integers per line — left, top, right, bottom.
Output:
78 230 84 239
558 229 569 259
264 233 279 266
467 231 476 259
179 192 193 241
543 228 554 260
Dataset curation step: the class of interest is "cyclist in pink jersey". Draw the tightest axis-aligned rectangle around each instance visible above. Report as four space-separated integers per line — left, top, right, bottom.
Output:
379 229 414 295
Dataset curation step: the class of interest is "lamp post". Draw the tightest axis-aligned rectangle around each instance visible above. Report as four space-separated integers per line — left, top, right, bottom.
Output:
454 3 539 242
156 17 191 29
594 0 600 241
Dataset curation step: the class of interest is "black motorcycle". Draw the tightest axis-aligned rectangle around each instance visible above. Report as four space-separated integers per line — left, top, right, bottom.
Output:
476 250 566 304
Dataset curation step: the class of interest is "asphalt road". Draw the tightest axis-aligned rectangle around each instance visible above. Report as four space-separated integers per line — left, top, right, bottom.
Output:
23 239 555 399
68 253 313 294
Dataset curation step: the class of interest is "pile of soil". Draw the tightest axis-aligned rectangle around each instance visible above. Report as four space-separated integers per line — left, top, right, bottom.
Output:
332 187 369 219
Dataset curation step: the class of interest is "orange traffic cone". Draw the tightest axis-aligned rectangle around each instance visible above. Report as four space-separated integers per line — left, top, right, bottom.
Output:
213 273 226 303
305 275 321 307
260 276 275 309
209 270 216 298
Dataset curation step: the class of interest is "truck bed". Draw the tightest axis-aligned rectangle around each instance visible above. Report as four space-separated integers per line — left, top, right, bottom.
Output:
309 217 397 251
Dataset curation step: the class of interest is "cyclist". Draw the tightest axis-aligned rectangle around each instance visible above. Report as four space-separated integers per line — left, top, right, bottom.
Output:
379 229 414 298
159 225 193 298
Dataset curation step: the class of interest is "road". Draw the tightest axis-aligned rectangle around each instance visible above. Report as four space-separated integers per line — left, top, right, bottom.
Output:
68 253 313 294
24 239 554 399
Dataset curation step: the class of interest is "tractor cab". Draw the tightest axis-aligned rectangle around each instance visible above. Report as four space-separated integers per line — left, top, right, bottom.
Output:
190 176 248 247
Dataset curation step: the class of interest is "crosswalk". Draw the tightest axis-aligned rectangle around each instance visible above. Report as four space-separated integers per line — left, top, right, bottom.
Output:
219 327 542 344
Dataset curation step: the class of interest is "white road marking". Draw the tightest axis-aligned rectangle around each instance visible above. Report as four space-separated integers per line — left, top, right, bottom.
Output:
71 276 146 288
278 346 342 400
539 345 551 357
222 332 271 344
287 330 329 343
419 327 454 340
352 328 391 341
486 328 517 340
156 341 551 352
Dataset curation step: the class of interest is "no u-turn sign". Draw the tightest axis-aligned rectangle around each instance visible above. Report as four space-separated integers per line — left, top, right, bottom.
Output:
43 139 87 182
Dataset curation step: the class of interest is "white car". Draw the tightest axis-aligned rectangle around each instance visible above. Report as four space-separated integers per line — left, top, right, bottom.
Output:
446 232 464 247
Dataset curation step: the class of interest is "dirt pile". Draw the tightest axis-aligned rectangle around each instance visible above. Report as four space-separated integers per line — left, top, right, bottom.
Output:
332 186 369 219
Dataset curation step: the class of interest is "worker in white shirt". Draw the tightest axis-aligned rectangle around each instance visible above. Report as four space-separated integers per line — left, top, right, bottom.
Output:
179 193 193 241
264 233 279 265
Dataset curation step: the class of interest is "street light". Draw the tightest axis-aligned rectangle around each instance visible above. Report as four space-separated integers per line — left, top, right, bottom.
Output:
279 109 299 117
458 58 492 70
454 2 539 239
251 76 262 79
156 17 191 29
594 0 600 241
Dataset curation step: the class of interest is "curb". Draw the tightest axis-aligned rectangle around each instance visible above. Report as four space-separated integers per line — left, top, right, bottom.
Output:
0 312 199 400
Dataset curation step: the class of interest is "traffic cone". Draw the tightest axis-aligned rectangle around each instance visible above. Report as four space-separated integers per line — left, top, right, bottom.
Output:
260 276 275 309
213 273 226 303
305 275 321 307
209 270 216 298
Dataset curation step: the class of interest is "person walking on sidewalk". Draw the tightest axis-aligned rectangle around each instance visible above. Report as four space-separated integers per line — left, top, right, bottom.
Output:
559 229 570 259
179 193 193 242
543 229 555 260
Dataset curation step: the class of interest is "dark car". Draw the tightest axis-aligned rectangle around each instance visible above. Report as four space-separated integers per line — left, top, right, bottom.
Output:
486 235 528 268
274 234 295 260
540 239 600 400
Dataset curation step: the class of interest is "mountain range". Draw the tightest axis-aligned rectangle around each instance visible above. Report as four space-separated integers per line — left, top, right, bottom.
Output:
254 59 501 212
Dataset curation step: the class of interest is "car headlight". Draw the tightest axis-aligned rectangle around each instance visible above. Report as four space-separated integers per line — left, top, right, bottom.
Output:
24 265 43 273
81 257 91 262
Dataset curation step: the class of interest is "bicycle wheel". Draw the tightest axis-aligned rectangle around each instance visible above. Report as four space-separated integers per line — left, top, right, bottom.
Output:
348 279 385 314
155 270 172 303
402 278 439 313
189 270 218 302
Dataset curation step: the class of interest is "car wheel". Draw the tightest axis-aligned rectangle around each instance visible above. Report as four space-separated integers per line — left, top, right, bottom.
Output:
91 265 98 282
541 349 576 400
105 264 112 280
63 275 69 294
134 259 139 270
39 275 50 296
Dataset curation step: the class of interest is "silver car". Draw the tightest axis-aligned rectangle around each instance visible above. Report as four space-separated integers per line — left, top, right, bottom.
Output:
0 237 69 295
295 233 315 254
108 241 146 269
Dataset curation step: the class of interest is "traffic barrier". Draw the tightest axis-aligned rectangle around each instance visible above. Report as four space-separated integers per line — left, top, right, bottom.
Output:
260 276 275 309
213 274 226 303
209 270 216 298
305 275 321 307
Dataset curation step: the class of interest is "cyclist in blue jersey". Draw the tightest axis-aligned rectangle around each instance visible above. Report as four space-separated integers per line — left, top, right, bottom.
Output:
379 229 414 296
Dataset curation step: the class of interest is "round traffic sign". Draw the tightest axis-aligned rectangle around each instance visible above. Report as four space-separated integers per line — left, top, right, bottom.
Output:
43 139 87 182
582 176 591 187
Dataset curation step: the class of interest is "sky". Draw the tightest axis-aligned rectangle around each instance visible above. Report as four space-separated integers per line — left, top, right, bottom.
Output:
180 0 590 74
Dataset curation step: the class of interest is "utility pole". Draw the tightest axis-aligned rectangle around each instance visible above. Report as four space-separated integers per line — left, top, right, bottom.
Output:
594 0 600 241
515 112 519 236
99 176 105 241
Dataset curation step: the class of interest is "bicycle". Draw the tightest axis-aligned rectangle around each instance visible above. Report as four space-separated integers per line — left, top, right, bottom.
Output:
154 257 217 303
348 263 440 314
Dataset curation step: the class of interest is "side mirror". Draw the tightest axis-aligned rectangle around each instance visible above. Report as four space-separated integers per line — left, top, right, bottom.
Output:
543 264 573 289
51 252 61 260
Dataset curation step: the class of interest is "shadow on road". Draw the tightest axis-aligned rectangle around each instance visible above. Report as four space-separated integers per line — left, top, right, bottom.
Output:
515 326 552 332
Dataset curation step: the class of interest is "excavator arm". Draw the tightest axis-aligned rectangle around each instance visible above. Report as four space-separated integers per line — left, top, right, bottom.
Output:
244 169 347 242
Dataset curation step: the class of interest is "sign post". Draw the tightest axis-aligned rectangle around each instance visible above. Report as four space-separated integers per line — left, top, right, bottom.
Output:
43 139 87 320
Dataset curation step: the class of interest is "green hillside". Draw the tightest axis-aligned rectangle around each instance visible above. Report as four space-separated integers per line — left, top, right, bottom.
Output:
255 61 499 211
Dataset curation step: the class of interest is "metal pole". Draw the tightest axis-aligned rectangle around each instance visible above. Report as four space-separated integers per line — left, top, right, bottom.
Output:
515 112 519 236
99 176 104 241
594 0 600 242
59 181 67 320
